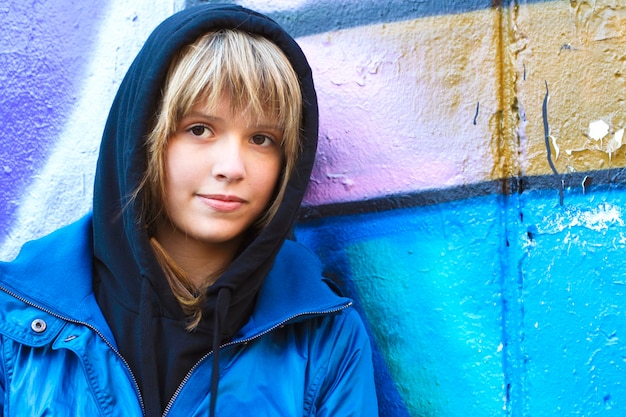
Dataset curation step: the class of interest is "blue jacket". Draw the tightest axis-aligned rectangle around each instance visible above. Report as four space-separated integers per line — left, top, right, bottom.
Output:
0 216 378 416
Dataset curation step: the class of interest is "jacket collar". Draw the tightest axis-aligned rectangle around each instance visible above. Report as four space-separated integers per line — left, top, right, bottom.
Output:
235 238 352 340
0 216 350 345
0 214 117 347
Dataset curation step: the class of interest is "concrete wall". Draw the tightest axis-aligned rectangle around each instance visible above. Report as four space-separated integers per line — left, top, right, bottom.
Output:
2 0 626 416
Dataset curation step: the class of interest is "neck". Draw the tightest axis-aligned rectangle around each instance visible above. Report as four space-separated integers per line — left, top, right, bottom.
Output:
153 221 242 289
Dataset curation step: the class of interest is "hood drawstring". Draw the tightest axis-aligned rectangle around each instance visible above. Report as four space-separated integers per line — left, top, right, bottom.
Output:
210 287 232 417
139 278 162 417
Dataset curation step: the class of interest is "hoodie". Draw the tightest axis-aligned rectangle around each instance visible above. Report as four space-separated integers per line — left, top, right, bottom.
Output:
91 4 319 415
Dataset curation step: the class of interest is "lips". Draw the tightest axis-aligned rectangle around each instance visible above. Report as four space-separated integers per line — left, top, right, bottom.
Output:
197 194 246 212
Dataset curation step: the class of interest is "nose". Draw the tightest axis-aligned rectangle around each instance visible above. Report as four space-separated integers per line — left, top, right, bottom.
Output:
211 136 245 182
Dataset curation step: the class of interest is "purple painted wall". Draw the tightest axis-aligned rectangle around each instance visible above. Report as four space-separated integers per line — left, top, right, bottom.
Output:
0 0 176 256
0 1 109 240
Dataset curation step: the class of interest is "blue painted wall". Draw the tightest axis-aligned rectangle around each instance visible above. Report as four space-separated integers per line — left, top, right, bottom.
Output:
297 196 505 415
297 182 626 416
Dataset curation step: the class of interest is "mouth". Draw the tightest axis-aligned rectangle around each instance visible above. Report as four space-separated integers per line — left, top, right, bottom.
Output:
197 194 246 212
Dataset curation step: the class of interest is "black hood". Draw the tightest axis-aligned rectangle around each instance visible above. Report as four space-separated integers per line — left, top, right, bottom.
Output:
91 4 318 415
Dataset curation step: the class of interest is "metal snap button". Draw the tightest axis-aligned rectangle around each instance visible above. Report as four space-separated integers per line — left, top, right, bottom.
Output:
31 319 47 333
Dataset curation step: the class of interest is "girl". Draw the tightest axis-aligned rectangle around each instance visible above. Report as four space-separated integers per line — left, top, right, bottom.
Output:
0 4 377 416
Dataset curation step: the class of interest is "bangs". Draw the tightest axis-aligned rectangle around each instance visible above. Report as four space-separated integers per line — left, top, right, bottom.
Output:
165 30 301 149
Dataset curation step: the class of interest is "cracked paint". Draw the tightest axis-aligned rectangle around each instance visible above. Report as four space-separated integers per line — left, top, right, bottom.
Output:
537 203 624 234
515 1 626 176
589 119 610 141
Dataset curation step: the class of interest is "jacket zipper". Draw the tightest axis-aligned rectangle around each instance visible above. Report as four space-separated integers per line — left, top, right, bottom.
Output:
0 284 351 417
0 285 147 416
161 302 352 416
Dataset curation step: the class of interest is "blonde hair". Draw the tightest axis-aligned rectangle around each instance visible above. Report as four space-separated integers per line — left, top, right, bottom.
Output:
137 30 303 328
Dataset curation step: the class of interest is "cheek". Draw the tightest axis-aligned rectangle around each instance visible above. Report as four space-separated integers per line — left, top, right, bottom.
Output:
254 164 281 207
164 143 198 189
259 157 283 196
160 148 194 217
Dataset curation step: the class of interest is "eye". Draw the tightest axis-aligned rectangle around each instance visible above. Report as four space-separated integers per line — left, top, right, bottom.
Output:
187 124 212 138
250 134 275 147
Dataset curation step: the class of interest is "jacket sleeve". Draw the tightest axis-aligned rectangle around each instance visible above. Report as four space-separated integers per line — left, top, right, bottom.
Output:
308 308 378 417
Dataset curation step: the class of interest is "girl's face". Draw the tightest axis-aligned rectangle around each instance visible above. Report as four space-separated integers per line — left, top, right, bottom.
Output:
156 94 283 252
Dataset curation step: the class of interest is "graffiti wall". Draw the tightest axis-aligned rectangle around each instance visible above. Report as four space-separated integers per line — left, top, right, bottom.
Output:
2 0 626 416
0 0 179 258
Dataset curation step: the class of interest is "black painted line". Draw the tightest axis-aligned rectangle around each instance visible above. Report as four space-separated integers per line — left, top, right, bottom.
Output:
473 102 480 125
542 81 557 176
541 80 565 205
297 167 626 221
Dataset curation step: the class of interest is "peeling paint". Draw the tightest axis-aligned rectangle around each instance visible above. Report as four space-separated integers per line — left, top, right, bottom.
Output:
517 1 626 176
589 119 610 141
563 121 626 162
607 128 624 161
537 203 625 234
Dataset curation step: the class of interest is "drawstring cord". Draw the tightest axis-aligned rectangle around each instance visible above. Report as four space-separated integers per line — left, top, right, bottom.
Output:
210 287 232 417
139 278 162 417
